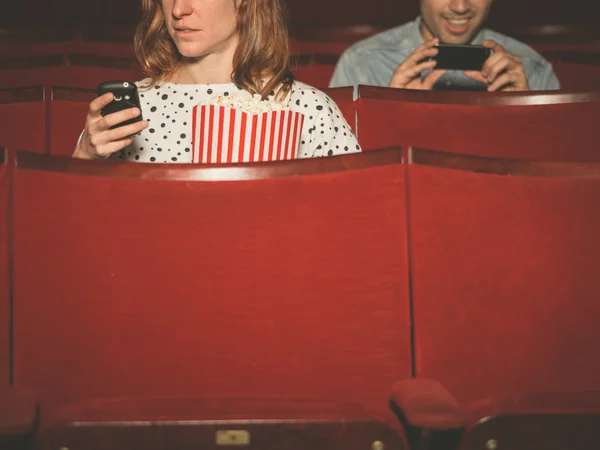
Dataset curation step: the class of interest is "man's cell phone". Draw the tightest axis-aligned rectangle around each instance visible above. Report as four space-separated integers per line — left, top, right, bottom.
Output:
97 81 143 129
429 44 492 71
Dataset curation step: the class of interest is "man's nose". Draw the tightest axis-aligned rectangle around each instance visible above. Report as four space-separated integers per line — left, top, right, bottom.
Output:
172 0 194 19
448 0 471 14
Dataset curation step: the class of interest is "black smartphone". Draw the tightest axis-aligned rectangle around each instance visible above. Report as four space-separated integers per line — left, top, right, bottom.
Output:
97 81 143 129
429 44 492 71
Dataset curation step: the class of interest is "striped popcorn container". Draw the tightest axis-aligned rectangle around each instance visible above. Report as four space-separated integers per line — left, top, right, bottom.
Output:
191 105 305 164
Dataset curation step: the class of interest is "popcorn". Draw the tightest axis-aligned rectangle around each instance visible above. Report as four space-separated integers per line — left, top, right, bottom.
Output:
191 91 305 164
206 91 288 113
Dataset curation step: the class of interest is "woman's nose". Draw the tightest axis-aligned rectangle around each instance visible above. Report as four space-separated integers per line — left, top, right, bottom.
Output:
172 0 194 19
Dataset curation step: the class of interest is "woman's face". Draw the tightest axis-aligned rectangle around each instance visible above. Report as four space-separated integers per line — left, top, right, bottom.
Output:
161 0 239 58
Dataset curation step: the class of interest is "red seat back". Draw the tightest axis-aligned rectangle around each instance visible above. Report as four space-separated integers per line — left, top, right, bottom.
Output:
0 56 68 88
553 54 600 91
357 86 600 161
12 149 411 426
0 87 46 153
322 86 356 133
407 147 600 404
554 62 600 90
49 87 95 156
292 55 338 90
290 40 350 57
63 54 144 90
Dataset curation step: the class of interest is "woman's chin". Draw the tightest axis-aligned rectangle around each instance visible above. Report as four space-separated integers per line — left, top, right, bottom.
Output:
175 43 207 59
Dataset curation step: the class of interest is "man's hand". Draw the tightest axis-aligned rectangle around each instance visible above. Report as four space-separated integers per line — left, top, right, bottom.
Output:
389 38 447 90
465 40 529 91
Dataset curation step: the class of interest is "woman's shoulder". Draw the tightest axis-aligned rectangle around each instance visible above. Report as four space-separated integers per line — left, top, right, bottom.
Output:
289 81 341 113
290 81 332 99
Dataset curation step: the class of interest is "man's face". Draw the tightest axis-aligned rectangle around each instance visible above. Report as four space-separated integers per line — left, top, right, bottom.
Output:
420 0 493 44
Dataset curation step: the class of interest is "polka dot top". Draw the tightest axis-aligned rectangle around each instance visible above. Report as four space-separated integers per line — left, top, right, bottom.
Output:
114 79 361 163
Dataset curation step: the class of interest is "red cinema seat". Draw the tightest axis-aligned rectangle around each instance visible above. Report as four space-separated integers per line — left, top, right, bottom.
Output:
73 27 136 59
290 39 350 57
0 27 75 60
12 148 411 429
356 86 600 161
322 86 356 133
551 53 600 91
0 87 46 154
48 87 95 156
291 55 338 90
292 25 386 46
406 147 600 406
63 54 144 90
0 56 68 88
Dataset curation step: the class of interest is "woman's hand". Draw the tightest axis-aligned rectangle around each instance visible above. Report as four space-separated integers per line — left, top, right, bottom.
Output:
73 92 149 159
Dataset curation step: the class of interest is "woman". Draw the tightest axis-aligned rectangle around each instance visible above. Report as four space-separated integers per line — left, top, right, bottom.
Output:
73 0 361 162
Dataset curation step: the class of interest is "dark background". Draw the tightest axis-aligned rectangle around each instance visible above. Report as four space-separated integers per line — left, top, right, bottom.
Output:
3 0 600 30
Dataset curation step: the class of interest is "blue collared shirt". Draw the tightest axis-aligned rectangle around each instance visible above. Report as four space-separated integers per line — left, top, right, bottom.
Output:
329 18 560 91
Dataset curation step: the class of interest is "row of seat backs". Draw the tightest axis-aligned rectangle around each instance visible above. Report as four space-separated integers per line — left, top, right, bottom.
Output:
2 42 600 91
1 147 600 429
0 86 354 156
3 85 600 162
0 52 341 90
355 85 600 161
2 24 599 58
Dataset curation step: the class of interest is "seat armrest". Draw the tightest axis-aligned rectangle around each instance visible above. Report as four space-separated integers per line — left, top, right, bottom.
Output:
390 379 466 450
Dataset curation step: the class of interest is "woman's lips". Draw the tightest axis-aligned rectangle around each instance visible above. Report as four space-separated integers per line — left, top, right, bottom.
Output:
175 28 200 35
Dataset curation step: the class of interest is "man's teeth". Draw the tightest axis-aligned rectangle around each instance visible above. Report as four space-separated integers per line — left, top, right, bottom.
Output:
447 19 469 25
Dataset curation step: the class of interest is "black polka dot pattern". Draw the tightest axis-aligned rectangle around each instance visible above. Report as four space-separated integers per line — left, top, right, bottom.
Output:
117 79 361 163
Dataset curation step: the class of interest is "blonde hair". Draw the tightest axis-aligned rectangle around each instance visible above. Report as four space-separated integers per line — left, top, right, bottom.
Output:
134 0 293 99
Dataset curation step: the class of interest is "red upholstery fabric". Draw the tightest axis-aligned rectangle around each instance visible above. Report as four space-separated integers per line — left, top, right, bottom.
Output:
407 158 600 405
63 66 143 90
48 89 95 156
0 154 8 387
553 62 600 91
356 88 600 161
0 66 67 89
0 89 46 154
72 41 136 58
290 40 350 57
0 64 141 91
0 387 37 434
322 87 356 133
12 151 412 427
292 63 337 90
0 41 74 59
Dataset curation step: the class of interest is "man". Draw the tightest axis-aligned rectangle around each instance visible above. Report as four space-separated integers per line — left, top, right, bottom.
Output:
329 0 559 91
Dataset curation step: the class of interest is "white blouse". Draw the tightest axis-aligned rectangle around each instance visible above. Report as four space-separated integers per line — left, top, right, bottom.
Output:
115 79 361 163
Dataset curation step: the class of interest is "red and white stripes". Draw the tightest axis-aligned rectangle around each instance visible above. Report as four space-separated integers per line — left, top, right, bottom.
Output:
192 105 305 163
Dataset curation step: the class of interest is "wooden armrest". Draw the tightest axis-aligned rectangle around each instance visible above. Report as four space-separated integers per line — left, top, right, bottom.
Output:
390 379 466 450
